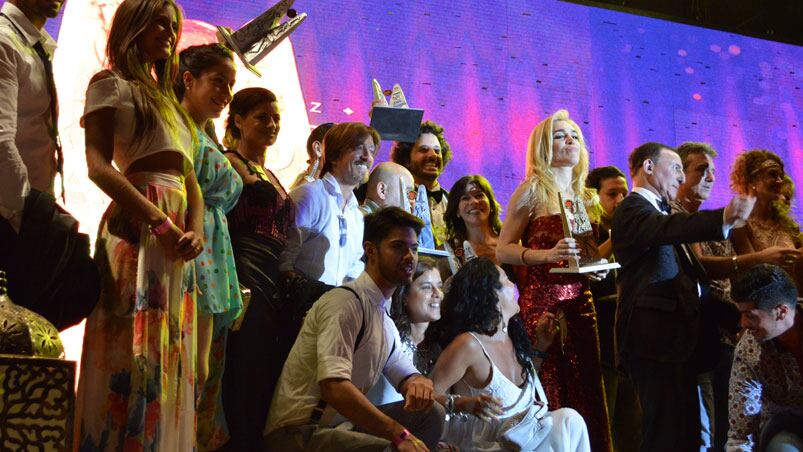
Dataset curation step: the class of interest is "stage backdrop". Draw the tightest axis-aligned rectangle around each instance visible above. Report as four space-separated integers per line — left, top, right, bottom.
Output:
37 0 801 235
16 0 803 365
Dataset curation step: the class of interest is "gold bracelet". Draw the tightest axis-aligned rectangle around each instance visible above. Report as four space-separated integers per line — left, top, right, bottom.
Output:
732 255 739 274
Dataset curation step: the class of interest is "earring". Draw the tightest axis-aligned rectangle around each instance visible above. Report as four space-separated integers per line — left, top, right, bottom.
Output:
501 322 508 334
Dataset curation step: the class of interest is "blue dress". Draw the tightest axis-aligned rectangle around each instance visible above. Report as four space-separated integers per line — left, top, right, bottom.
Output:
194 129 243 319
193 129 244 450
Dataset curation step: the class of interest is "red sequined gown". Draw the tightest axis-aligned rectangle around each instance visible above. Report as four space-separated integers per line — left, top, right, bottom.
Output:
516 214 613 452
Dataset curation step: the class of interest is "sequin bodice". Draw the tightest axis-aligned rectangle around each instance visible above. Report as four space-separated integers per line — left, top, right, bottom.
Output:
516 215 589 307
224 151 295 246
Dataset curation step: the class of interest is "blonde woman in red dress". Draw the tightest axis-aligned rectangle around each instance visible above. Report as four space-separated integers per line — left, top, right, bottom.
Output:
497 109 612 451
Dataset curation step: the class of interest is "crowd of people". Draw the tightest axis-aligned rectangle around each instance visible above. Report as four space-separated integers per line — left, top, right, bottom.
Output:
0 0 801 451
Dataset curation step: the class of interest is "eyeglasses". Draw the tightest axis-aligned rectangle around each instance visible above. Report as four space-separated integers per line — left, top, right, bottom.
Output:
338 215 347 247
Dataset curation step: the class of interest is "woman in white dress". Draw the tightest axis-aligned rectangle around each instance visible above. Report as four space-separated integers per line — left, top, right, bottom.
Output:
431 257 590 452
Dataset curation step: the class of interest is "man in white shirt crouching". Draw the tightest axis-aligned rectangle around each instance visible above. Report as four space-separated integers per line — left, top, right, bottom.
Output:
265 207 444 451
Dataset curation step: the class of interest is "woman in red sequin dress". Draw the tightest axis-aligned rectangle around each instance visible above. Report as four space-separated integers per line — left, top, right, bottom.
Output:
497 110 612 452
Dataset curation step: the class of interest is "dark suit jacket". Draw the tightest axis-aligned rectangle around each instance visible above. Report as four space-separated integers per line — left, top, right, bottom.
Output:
612 192 725 367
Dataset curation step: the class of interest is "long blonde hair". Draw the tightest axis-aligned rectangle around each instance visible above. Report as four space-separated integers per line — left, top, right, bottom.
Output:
106 0 193 140
518 110 597 218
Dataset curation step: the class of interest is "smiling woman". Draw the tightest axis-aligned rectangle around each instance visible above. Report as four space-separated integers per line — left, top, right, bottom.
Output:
74 0 204 450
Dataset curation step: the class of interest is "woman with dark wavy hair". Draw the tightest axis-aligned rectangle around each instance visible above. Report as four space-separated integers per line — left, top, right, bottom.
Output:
444 175 502 267
431 257 590 451
219 87 295 451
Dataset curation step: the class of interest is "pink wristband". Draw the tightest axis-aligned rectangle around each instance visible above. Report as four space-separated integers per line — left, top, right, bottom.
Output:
392 429 411 448
150 217 173 236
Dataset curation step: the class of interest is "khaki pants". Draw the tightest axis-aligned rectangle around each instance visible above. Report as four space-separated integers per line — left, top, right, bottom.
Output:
264 400 445 452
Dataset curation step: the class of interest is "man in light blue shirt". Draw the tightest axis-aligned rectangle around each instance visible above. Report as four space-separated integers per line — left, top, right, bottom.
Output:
280 122 379 285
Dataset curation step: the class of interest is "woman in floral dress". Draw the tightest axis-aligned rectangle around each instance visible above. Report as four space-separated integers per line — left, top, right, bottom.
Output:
75 0 203 450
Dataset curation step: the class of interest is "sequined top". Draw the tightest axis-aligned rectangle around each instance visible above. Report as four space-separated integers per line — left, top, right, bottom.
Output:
745 217 800 250
224 150 295 247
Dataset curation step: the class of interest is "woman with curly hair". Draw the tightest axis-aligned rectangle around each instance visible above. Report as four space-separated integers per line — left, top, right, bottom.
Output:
444 175 503 267
730 150 802 289
431 257 590 451
496 110 612 450
75 0 203 449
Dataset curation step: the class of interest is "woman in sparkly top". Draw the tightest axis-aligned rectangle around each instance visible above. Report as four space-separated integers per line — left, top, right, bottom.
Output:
218 87 295 451
496 110 612 451
730 150 802 290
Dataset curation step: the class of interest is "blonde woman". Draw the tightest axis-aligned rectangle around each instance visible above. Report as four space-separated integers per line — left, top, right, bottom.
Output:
497 110 612 451
75 0 203 449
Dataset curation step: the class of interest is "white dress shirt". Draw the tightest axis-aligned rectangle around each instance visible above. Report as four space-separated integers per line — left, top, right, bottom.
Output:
0 2 57 229
265 272 420 434
279 172 365 285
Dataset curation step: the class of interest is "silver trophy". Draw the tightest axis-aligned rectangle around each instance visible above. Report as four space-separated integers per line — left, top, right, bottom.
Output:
217 0 307 77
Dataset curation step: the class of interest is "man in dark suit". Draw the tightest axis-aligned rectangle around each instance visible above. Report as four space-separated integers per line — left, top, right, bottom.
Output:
612 142 754 451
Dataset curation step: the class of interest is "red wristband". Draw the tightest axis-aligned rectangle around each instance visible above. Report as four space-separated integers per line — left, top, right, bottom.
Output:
391 429 411 448
150 217 173 236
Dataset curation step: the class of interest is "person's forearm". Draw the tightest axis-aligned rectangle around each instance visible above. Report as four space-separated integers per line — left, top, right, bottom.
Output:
0 140 29 230
497 243 551 266
597 237 613 259
185 172 204 236
321 380 404 441
88 162 166 226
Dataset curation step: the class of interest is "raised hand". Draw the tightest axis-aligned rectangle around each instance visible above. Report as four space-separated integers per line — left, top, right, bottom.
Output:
724 195 756 229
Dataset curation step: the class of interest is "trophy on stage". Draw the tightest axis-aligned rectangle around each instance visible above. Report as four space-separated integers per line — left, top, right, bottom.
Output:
370 79 424 142
410 184 449 257
549 193 620 274
217 0 307 77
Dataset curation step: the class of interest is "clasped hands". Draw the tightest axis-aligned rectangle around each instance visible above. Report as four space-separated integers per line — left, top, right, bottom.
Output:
157 224 203 262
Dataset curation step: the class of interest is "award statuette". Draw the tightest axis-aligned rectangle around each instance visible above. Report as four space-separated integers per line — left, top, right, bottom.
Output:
549 193 620 274
217 0 307 77
369 79 424 142
411 185 449 258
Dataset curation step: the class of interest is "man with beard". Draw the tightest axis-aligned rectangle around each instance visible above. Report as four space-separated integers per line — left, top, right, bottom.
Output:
390 120 452 247
612 142 754 451
280 122 379 285
265 207 444 452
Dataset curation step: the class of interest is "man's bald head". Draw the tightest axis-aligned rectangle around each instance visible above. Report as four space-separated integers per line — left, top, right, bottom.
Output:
365 162 415 209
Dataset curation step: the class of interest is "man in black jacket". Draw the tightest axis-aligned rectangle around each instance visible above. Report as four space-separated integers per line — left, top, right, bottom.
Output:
612 142 754 451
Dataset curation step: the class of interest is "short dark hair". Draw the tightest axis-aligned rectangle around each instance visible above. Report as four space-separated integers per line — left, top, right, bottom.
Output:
364 207 424 246
676 142 718 169
732 264 798 310
320 122 381 176
306 123 335 160
224 87 278 142
628 142 675 177
174 44 234 101
586 166 626 191
390 120 452 169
